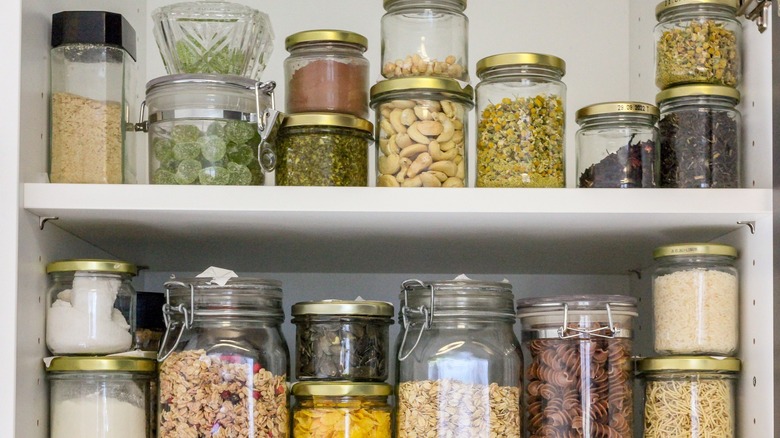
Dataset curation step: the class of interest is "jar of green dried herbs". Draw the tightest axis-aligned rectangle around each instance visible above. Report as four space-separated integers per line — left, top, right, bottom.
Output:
575 101 659 188
275 113 373 186
656 85 741 188
654 0 742 89
475 53 566 188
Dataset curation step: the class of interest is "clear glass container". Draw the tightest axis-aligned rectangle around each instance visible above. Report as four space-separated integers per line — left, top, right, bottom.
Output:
637 356 740 438
151 0 274 80
516 295 637 438
575 101 659 188
135 291 165 352
654 0 742 89
275 113 374 187
47 356 156 438
475 53 567 188
284 30 370 118
395 279 522 438
656 85 741 188
291 382 392 438
370 77 473 188
144 74 277 185
49 11 137 184
381 0 468 81
292 300 394 381
157 277 289 438
652 243 739 355
46 259 137 355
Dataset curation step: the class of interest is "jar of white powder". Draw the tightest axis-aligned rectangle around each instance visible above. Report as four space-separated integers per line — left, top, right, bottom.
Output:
46 259 137 355
652 243 739 355
47 356 156 438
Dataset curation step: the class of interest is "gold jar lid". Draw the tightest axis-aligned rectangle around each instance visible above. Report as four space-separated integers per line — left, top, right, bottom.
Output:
637 356 741 373
47 356 157 373
476 52 566 77
292 382 393 397
575 101 659 124
370 77 474 102
653 242 738 259
46 259 137 275
285 29 368 51
291 299 394 317
656 84 741 104
281 113 373 134
655 0 738 18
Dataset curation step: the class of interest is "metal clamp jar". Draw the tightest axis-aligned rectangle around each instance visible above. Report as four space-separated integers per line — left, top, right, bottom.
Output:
637 356 740 438
157 277 289 438
395 279 522 438
655 0 742 89
292 300 393 381
652 243 739 355
516 295 637 438
47 356 157 438
370 77 473 188
275 113 373 186
657 85 741 188
575 101 659 188
475 53 566 188
284 30 370 118
291 382 392 438
143 74 280 185
46 259 137 355
381 0 468 81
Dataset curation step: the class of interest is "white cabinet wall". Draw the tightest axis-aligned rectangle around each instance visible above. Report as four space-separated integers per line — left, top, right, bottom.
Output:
3 0 775 437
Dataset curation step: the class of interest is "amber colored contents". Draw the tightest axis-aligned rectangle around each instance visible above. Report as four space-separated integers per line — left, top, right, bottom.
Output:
287 59 368 118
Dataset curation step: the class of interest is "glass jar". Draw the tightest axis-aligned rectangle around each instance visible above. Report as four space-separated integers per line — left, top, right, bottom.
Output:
381 0 468 81
637 356 740 438
291 382 392 438
292 300 394 381
370 77 473 188
475 53 567 188
655 0 742 89
46 259 137 355
157 277 289 438
284 30 370 118
657 84 741 188
575 101 659 188
144 74 279 185
275 113 373 186
652 242 739 355
47 356 156 438
516 295 637 438
396 279 522 438
50 11 137 184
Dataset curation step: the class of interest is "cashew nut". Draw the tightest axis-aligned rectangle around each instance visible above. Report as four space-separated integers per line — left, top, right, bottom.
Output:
414 105 433 121
396 157 412 183
442 177 464 187
378 153 401 175
401 108 416 126
429 160 457 177
379 136 400 156
380 119 395 136
441 100 455 118
407 152 432 177
428 170 448 182
456 160 465 179
439 140 457 152
419 172 442 187
429 141 457 162
390 108 406 134
436 115 455 143
400 143 428 158
402 176 423 187
451 129 464 145
378 174 400 187
396 133 413 148
416 120 444 136
407 123 431 145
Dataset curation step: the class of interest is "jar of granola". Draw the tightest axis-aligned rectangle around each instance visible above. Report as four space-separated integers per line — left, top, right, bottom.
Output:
395 278 522 438
157 277 289 438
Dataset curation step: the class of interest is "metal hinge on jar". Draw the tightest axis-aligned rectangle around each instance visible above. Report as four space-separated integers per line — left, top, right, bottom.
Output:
738 0 772 33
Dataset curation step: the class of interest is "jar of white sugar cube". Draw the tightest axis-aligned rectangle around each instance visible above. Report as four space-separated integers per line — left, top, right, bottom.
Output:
46 259 137 355
652 243 739 356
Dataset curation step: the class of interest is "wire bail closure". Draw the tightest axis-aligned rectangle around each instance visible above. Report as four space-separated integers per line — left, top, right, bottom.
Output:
557 302 621 339
254 80 282 172
158 280 196 362
397 279 435 361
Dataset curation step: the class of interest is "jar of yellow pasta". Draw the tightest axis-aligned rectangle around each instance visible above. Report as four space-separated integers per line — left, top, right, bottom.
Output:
291 382 392 438
637 356 740 438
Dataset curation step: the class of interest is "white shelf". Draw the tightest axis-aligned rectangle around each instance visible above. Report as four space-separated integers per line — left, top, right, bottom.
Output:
24 184 772 273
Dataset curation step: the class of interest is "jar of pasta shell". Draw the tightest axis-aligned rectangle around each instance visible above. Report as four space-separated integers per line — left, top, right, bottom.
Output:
516 295 638 438
637 356 740 438
395 279 522 438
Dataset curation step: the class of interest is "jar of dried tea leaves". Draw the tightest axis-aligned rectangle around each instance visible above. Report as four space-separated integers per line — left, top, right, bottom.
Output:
475 53 567 188
656 85 741 188
292 299 393 381
396 278 522 438
275 113 373 186
575 101 659 188
157 277 289 438
655 0 742 89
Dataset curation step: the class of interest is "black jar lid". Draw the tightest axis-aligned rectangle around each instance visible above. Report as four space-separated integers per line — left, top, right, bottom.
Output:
51 11 137 61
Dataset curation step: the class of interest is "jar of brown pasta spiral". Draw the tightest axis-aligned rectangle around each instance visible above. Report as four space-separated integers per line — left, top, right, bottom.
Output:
516 295 637 438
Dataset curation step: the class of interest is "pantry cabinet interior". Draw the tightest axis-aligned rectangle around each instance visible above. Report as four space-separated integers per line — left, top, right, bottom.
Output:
3 0 776 437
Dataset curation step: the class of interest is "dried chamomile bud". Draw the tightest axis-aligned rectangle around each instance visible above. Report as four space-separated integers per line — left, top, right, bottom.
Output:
171 124 203 144
198 166 231 185
175 159 201 184
198 135 227 162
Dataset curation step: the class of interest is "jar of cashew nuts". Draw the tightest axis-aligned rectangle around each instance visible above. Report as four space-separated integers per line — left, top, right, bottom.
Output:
370 77 473 188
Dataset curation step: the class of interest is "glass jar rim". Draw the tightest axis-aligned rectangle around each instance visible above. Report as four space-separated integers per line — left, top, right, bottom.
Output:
164 277 284 318
292 381 392 397
655 0 738 19
280 113 373 134
637 355 741 373
292 299 394 317
656 84 740 105
46 259 137 275
575 101 659 124
285 29 367 51
370 77 474 102
653 242 738 259
516 294 638 317
146 73 262 94
383 0 466 11
46 356 156 373
400 279 516 319
476 52 566 77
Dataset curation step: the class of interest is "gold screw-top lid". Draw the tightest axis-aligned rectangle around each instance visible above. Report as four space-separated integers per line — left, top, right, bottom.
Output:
46 259 137 275
285 29 368 51
653 242 738 259
656 84 741 104
637 356 741 373
291 299 394 317
46 356 157 373
476 52 566 77
656 0 738 19
575 101 659 124
281 113 373 134
370 77 474 102
292 382 393 397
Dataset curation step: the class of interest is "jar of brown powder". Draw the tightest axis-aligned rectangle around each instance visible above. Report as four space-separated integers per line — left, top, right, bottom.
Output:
284 29 369 119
